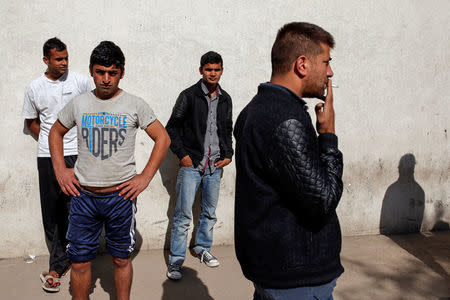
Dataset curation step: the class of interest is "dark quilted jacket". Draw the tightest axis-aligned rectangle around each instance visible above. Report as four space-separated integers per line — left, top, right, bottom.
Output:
233 83 344 288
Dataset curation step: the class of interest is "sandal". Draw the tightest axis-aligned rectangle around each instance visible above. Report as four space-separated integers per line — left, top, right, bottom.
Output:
40 271 61 293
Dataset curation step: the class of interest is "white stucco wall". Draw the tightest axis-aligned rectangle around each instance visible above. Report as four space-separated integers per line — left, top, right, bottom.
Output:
0 0 448 258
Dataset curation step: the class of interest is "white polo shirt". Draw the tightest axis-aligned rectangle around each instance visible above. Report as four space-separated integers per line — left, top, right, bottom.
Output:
22 70 94 157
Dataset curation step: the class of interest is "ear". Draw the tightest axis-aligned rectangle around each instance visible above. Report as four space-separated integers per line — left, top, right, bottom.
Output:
89 65 93 77
120 67 125 79
199 66 203 75
43 56 49 66
295 55 308 76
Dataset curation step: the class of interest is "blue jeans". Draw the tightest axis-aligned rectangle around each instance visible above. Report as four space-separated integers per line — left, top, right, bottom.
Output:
169 166 222 265
253 278 337 300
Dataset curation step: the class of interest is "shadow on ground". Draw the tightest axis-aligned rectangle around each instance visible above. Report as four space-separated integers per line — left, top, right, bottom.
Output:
337 232 450 300
68 230 143 299
390 233 450 296
162 266 214 300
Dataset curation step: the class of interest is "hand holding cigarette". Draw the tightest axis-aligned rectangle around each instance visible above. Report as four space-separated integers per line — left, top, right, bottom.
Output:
315 79 335 134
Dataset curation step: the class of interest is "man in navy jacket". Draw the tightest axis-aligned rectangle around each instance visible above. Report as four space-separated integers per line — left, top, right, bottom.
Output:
234 22 344 299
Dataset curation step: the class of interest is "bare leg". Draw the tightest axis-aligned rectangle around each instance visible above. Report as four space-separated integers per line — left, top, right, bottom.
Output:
71 261 91 300
112 256 132 300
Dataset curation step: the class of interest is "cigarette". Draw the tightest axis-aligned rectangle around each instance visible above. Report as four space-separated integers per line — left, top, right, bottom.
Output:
331 83 339 88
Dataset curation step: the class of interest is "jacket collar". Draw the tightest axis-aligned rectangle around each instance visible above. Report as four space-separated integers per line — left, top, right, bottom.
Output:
201 81 222 97
195 79 225 102
259 82 307 107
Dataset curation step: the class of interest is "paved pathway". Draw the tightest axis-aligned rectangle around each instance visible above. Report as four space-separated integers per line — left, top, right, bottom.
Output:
1 232 449 299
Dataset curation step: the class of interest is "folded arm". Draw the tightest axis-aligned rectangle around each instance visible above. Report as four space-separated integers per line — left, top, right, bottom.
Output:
25 118 40 138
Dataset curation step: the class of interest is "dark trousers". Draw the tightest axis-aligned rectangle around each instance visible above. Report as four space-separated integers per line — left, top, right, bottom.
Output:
37 155 77 276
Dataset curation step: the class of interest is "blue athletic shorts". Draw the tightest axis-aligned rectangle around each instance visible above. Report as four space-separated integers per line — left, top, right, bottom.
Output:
67 189 136 262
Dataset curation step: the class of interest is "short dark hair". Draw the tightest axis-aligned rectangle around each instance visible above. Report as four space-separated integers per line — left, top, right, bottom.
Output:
90 41 125 72
43 37 66 57
200 51 223 68
271 22 335 75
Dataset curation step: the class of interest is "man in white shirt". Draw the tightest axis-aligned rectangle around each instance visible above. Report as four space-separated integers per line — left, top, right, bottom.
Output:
22 37 93 293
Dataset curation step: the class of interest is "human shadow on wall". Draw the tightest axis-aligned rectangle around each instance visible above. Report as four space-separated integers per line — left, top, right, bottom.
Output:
380 154 450 291
379 153 425 235
68 229 143 299
161 267 214 300
159 150 202 265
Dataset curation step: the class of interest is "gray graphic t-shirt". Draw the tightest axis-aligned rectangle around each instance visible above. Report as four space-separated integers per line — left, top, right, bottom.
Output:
58 90 156 187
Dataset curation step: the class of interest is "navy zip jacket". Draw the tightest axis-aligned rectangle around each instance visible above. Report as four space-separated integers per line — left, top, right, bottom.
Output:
166 79 233 166
233 83 344 288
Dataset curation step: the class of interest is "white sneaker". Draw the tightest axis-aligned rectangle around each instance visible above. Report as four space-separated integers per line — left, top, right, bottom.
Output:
199 250 220 267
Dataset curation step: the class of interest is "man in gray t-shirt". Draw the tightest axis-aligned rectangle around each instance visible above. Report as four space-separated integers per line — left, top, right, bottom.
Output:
49 41 170 300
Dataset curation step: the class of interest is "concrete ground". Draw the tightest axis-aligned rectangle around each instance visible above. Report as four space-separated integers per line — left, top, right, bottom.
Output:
1 232 449 300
